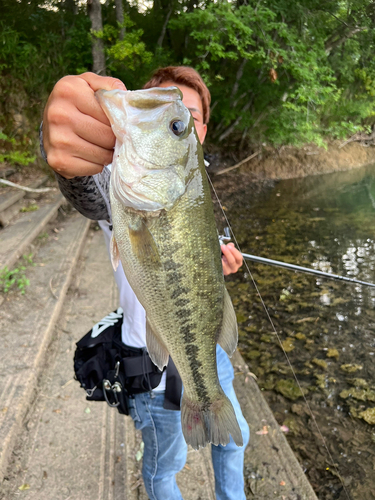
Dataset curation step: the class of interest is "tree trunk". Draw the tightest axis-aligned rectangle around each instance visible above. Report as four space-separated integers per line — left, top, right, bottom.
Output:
230 58 247 102
157 8 172 47
63 0 78 15
87 0 106 75
218 99 253 142
114 0 125 41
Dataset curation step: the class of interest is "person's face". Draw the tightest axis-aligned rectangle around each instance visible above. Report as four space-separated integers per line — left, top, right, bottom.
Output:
158 81 208 145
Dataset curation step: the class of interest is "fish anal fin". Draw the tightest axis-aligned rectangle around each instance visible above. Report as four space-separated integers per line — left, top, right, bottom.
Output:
181 393 243 450
129 219 161 267
110 232 120 271
146 318 169 370
217 288 238 357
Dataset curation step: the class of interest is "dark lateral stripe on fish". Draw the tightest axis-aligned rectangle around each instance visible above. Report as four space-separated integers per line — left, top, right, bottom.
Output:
179 321 210 402
184 343 209 402
166 272 182 286
170 287 189 299
163 258 183 271
175 298 190 308
176 308 192 319
160 220 210 401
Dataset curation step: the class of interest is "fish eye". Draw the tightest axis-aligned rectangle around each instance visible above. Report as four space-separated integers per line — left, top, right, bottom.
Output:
170 120 186 137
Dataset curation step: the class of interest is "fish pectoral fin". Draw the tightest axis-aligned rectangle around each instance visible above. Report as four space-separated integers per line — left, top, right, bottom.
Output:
217 288 238 357
128 219 161 267
146 318 169 370
110 232 120 271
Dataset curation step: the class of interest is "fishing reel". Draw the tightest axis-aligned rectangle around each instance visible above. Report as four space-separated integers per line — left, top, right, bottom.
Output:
218 226 231 246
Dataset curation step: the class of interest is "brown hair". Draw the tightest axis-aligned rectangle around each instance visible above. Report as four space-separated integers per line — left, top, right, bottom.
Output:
143 66 211 124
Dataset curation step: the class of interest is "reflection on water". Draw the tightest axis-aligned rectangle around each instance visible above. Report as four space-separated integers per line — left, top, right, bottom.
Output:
213 165 375 500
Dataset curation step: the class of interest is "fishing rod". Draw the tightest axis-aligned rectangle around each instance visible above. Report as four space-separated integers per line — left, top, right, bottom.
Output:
219 228 375 288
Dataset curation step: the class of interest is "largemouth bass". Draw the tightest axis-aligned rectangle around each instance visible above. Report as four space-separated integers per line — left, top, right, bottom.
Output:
96 87 243 449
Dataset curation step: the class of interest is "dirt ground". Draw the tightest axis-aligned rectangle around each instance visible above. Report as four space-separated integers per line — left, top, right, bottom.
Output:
206 141 375 180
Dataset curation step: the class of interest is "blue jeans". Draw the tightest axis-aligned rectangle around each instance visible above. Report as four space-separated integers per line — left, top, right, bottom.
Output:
127 346 250 500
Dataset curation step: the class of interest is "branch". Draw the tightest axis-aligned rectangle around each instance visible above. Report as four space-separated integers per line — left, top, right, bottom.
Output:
321 9 349 28
215 151 260 175
0 179 56 193
325 26 366 54
339 130 375 149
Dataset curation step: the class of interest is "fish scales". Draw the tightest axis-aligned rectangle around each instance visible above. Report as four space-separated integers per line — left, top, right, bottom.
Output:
110 179 221 402
97 86 243 449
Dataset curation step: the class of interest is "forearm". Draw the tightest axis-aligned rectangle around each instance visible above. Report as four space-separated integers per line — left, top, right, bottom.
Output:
55 172 110 221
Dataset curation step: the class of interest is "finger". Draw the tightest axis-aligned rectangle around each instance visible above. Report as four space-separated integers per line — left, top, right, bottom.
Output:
222 260 232 276
49 156 108 179
70 112 115 150
221 244 236 269
79 72 126 92
224 243 243 266
231 247 244 267
45 103 115 152
77 73 127 123
49 74 126 127
47 134 114 175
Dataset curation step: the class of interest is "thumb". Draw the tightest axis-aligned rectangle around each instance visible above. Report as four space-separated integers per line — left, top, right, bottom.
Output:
78 72 127 92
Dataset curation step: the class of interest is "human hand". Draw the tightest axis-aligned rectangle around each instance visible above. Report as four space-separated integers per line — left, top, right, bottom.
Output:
42 72 126 179
221 243 243 275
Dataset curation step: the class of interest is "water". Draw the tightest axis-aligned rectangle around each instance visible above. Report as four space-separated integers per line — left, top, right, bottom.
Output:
213 165 375 500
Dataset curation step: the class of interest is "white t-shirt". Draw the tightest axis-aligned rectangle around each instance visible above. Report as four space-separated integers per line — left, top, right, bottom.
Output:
99 219 167 391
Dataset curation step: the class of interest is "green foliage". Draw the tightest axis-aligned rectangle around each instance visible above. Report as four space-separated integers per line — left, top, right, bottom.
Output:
0 254 34 294
0 266 30 294
0 132 36 166
20 204 39 213
94 16 153 72
0 0 374 149
169 0 374 146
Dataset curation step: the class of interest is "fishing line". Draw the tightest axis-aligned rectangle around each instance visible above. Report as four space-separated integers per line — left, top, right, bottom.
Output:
206 171 351 500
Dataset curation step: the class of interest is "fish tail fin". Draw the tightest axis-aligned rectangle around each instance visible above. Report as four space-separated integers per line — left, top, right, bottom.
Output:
181 393 243 450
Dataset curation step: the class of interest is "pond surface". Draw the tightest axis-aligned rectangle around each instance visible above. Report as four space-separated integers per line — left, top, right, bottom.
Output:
213 165 375 500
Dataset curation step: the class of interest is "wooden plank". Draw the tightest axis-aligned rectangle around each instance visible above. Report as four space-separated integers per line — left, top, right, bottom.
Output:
232 350 318 499
0 193 64 270
0 213 90 482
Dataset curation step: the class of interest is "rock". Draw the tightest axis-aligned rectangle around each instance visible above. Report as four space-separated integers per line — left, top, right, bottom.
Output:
312 358 328 370
281 337 295 352
326 348 339 360
359 408 375 425
339 388 375 402
275 378 308 400
340 364 363 373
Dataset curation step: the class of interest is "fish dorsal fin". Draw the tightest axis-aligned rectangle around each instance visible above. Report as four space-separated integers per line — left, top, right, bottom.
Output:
128 218 161 267
146 317 169 370
110 232 120 271
217 288 238 357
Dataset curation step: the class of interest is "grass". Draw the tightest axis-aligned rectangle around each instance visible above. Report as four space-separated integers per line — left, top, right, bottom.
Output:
0 253 35 294
20 204 39 213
